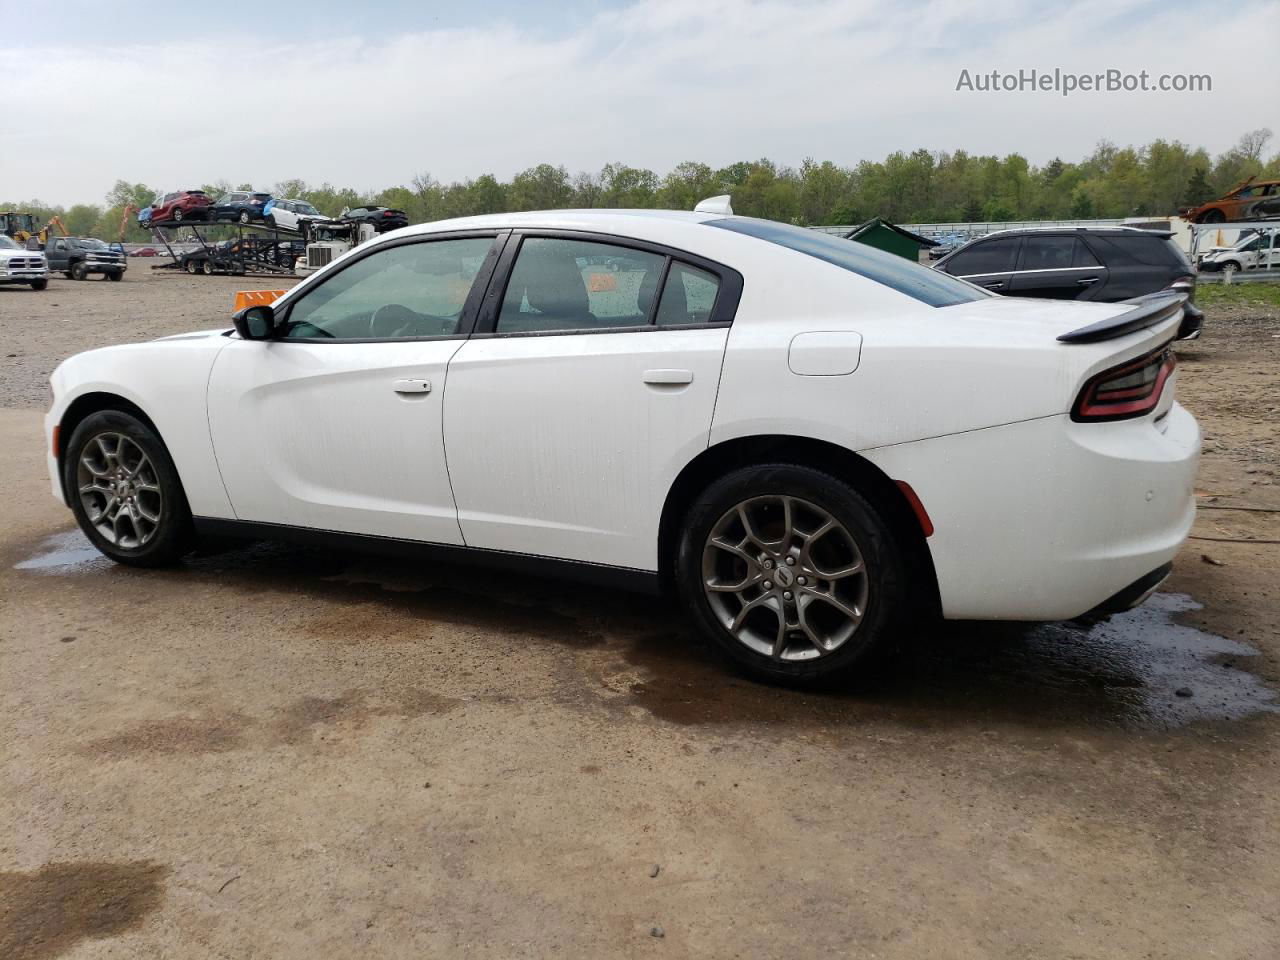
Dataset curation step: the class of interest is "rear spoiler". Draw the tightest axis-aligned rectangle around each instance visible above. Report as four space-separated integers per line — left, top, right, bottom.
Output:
1056 292 1187 344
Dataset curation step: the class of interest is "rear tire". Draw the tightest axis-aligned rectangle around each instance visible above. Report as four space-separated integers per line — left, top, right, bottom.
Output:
173 208 184 223
185 259 199 274
1199 209 1226 224
202 260 215 276
63 410 194 567
675 463 906 685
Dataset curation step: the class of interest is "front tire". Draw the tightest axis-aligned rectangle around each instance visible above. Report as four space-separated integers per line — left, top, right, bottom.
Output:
676 464 905 684
30 279 48 290
108 271 124 282
70 261 88 281
239 210 250 224
63 410 194 567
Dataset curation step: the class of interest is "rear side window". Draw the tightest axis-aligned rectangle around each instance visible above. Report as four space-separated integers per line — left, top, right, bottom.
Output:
946 237 1021 276
1086 234 1191 271
497 237 665 332
657 263 720 325
707 217 988 307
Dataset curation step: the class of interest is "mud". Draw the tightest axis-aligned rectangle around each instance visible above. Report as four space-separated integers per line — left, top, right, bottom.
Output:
0 861 168 960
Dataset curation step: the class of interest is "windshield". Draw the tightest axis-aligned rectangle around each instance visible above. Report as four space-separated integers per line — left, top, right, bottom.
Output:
705 218 991 307
76 238 107 249
0 235 18 250
298 202 319 215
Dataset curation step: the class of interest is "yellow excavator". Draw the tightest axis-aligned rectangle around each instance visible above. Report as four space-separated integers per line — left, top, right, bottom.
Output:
0 212 69 248
0 212 40 242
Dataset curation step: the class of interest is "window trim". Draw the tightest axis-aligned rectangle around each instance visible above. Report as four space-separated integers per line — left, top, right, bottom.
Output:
473 229 743 339
270 230 510 344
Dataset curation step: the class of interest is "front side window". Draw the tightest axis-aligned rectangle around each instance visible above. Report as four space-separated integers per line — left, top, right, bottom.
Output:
280 237 495 340
947 237 1021 276
497 237 665 333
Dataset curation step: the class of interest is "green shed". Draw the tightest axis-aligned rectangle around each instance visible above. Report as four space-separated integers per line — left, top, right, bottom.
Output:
843 218 938 261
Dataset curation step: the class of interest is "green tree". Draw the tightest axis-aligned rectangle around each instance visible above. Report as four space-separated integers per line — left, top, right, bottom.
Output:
508 164 573 211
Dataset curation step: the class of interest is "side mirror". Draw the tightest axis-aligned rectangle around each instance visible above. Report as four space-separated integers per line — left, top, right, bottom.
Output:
232 304 277 340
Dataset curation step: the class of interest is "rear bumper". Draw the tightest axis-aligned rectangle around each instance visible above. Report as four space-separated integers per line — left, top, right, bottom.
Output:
862 403 1200 620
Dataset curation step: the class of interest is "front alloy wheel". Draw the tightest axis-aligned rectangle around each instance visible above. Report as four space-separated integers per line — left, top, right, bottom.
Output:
64 411 193 566
77 432 163 548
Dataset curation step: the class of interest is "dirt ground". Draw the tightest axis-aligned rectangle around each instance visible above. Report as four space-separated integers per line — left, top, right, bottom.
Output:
2 266 1279 959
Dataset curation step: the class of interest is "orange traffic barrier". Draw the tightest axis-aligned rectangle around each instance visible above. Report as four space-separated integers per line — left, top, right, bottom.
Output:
233 289 287 311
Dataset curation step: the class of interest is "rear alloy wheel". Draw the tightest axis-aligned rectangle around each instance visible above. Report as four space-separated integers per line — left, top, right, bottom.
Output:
202 260 215 275
185 259 199 274
64 410 193 566
677 464 905 684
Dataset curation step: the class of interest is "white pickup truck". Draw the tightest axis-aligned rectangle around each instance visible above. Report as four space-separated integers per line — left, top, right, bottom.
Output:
0 234 48 290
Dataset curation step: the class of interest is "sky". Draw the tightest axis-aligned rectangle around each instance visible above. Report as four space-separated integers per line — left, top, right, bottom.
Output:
3 0 1276 207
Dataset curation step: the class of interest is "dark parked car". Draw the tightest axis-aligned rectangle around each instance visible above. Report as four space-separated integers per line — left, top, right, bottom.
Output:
341 206 409 232
180 237 302 275
211 191 273 224
43 236 127 281
932 226 1202 338
144 190 213 226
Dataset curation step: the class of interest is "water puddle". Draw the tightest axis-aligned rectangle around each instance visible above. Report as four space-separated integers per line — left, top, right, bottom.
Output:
13 530 109 574
624 592 1279 732
12 529 1277 732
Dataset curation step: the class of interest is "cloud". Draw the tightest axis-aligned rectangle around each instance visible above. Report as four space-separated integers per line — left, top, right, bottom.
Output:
3 0 1274 205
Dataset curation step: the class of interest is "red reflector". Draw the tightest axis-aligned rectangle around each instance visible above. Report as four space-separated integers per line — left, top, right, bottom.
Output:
51 424 60 458
896 480 934 538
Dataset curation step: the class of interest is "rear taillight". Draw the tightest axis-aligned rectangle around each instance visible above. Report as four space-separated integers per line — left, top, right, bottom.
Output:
1071 344 1176 422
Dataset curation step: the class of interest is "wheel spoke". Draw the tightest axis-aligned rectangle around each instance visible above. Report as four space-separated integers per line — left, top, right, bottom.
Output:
803 586 863 624
729 592 778 635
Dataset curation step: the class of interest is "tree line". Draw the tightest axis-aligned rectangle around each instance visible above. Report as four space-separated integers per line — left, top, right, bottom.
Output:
7 128 1275 244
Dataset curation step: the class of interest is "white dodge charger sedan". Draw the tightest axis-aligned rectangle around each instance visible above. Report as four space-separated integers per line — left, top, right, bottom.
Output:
45 204 1200 683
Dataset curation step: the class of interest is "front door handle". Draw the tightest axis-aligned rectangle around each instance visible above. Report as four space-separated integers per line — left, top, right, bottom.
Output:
643 369 694 385
393 378 432 394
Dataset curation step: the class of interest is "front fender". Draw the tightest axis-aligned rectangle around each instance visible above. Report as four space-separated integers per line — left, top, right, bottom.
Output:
47 338 236 518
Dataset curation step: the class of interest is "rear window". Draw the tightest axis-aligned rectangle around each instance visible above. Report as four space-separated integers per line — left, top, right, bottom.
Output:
706 218 988 307
1086 233 1191 271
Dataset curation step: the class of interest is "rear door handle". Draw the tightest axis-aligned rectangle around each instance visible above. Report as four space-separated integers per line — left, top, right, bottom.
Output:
643 369 694 385
393 378 432 394
982 281 1004 289
1077 277 1099 285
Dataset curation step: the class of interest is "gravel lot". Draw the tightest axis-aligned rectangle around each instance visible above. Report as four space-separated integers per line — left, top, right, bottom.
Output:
2 266 1279 958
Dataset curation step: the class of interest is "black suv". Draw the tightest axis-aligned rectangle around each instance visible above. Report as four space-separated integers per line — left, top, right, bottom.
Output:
341 206 409 232
932 227 1202 337
211 191 273 224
